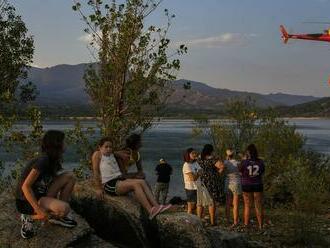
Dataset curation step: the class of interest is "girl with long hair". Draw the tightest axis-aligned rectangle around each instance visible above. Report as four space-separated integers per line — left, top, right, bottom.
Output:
91 137 171 220
239 144 265 230
16 130 77 239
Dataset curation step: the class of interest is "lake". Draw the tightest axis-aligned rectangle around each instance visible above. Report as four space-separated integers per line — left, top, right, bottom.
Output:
2 118 330 198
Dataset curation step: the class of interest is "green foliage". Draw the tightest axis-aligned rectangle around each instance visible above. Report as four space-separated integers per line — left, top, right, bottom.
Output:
0 0 37 190
193 98 330 212
286 212 328 247
0 0 34 106
65 120 98 179
0 106 44 191
73 0 187 146
193 98 260 157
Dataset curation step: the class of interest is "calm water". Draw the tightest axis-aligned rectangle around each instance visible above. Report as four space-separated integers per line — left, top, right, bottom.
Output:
2 118 330 198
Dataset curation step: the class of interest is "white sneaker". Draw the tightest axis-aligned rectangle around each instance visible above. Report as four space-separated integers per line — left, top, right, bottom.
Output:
20 214 34 239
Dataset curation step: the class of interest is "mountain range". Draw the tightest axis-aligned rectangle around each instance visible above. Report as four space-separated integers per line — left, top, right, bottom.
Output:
26 63 322 115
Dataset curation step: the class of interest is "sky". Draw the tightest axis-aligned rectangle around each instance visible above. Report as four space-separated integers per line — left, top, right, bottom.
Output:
9 0 330 97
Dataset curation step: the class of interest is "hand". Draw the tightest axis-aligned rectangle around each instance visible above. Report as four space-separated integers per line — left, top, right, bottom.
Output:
115 150 130 162
215 161 225 174
96 188 104 200
135 171 145 179
34 207 48 221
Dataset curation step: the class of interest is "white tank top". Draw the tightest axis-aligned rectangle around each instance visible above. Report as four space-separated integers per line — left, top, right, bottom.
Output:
100 154 122 184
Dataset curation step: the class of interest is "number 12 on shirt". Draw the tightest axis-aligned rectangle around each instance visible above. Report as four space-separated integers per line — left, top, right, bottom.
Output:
247 165 259 177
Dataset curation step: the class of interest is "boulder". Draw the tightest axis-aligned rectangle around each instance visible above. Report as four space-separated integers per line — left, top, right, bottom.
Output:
0 191 113 248
72 180 248 248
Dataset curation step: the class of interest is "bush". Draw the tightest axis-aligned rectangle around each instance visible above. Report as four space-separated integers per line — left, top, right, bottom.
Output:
193 99 330 211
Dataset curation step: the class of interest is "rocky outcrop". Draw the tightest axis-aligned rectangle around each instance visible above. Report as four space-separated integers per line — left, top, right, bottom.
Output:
0 191 114 248
72 180 248 248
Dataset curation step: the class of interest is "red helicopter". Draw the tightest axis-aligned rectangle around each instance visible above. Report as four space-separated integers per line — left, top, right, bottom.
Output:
280 24 330 44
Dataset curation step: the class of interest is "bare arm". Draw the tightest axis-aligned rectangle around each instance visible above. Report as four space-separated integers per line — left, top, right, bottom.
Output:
21 169 48 219
91 151 104 200
215 160 225 174
186 172 199 181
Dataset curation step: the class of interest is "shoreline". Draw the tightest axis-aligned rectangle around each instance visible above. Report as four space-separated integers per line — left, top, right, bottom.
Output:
54 116 330 121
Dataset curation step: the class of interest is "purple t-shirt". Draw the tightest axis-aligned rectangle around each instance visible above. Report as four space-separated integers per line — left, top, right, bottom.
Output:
239 159 265 186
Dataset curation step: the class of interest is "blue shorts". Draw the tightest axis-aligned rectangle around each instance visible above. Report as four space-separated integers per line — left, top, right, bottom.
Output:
185 189 197 203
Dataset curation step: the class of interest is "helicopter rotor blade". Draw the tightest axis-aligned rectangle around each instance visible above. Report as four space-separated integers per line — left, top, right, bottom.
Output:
303 21 330 24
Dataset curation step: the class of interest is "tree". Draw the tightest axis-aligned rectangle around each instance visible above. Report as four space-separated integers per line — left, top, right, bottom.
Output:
0 0 38 190
0 0 35 103
73 0 187 146
0 0 35 136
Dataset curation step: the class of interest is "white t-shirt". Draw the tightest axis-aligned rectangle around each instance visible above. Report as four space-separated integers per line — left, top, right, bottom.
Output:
182 161 201 190
100 154 122 184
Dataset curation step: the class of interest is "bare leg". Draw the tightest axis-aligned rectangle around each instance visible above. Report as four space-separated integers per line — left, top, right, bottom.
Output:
232 194 240 225
154 183 161 204
197 205 204 219
187 202 196 214
127 179 159 207
254 192 263 229
47 172 76 202
161 184 169 205
243 192 252 226
225 193 232 224
39 197 70 218
116 180 153 213
209 204 215 225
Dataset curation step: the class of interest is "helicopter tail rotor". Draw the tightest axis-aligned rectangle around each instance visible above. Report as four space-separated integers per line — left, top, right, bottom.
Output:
280 25 290 44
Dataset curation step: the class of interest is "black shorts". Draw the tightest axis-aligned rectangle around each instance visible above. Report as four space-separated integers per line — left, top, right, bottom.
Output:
104 177 126 196
242 184 263 193
16 199 35 215
185 189 197 203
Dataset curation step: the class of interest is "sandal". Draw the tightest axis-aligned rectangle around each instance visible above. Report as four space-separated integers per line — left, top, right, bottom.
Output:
159 204 172 213
149 206 162 220
229 223 239 230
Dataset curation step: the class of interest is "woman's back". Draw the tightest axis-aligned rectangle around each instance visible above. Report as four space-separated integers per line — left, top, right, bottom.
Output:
240 159 265 185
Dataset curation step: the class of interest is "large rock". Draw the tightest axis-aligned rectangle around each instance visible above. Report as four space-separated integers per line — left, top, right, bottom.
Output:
72 180 248 248
0 191 114 248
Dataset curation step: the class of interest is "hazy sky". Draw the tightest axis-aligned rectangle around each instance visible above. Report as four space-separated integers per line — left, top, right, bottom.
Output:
10 0 330 97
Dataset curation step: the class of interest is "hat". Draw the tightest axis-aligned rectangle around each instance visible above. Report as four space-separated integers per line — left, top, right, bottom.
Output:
159 158 166 164
226 149 234 156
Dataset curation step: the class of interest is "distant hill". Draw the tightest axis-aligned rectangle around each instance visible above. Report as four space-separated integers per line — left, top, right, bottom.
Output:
277 97 330 117
24 63 321 116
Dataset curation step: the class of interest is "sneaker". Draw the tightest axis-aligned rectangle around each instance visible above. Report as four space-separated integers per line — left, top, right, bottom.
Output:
159 204 172 213
149 206 162 220
48 216 77 228
20 214 34 239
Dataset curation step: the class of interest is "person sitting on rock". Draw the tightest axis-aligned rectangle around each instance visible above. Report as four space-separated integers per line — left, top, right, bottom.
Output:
15 130 77 239
91 137 172 220
154 158 172 204
117 133 146 179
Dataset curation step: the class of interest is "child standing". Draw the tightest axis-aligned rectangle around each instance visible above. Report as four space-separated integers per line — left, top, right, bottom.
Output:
198 144 224 226
182 148 200 215
223 149 242 228
15 130 77 239
154 158 172 204
91 137 171 220
239 144 265 230
182 148 214 225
